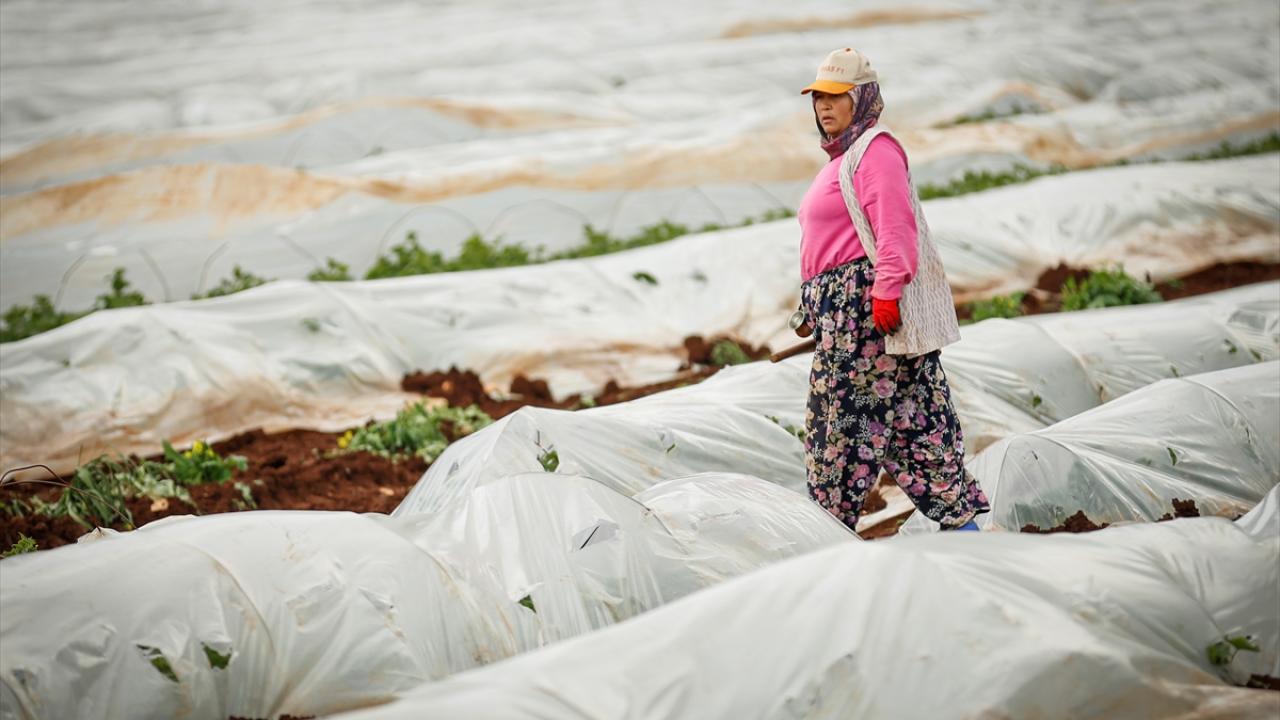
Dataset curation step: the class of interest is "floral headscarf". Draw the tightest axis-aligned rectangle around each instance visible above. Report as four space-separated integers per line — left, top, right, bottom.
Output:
817 81 884 160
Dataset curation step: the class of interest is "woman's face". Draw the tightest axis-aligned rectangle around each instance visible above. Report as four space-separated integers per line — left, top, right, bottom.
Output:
812 90 854 138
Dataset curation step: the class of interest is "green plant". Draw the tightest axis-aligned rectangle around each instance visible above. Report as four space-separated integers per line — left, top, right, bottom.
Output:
163 440 247 485
948 103 1035 126
0 497 33 518
0 295 85 343
964 292 1025 324
364 232 450 279
1182 131 1280 161
93 268 148 310
1 534 38 558
202 643 232 669
18 441 245 529
918 164 1067 200
632 271 658 285
1060 267 1162 311
518 594 537 613
340 403 492 462
1207 635 1260 666
194 266 271 299
538 448 560 473
136 645 179 682
301 317 322 333
306 258 353 282
709 340 751 366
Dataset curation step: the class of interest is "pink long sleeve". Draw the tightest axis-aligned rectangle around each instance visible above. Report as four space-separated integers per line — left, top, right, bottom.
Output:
797 134 919 296
854 136 918 300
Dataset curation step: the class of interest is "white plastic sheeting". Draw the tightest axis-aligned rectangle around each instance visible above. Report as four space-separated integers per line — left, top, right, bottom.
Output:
396 284 1280 518
0 472 853 719
335 517 1280 720
946 282 1280 455
0 511 534 720
4 157 1277 473
905 362 1280 534
3 0 1279 310
1238 485 1280 541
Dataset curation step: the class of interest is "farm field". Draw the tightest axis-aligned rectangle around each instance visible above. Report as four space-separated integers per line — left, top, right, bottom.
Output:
1 0 1278 718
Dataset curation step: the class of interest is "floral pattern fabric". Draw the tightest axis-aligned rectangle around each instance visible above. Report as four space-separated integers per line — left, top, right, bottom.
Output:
801 257 989 531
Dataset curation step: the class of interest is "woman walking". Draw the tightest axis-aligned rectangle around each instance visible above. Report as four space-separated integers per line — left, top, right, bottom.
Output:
796 47 989 532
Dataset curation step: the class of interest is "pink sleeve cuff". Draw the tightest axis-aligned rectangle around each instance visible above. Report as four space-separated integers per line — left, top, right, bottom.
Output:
871 277 905 301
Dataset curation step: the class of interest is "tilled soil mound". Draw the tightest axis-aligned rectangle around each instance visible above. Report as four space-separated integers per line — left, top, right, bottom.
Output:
1020 498 1217 534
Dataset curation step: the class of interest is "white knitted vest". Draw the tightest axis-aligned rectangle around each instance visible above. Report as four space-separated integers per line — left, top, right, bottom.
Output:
838 126 961 357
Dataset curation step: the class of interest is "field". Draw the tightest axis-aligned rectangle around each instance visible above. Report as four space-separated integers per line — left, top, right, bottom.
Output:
1 0 1278 718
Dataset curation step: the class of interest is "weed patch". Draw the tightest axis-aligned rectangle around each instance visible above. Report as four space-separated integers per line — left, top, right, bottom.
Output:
1060 267 1162 311
1 534 37 558
338 403 491 462
306 258 353 282
193 266 271 300
963 292 1025 324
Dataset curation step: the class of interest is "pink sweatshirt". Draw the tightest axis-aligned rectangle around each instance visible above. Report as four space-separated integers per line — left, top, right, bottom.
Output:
798 134 918 300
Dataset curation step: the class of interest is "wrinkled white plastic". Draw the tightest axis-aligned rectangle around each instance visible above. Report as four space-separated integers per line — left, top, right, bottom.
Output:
1238 485 1280 540
947 282 1280 455
4 156 1277 472
397 285 1279 518
334 518 1280 719
905 362 1280 534
0 472 853 719
0 511 534 720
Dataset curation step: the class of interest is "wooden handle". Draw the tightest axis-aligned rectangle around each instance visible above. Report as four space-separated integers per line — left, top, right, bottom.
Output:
769 339 817 363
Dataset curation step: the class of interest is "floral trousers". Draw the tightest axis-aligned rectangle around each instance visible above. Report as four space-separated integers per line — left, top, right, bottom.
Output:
801 258 989 531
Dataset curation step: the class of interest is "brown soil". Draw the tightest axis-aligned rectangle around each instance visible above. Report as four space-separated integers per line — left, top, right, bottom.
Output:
402 334 763 419
0 334 756 552
1020 510 1111 535
1157 497 1201 521
956 261 1280 321
1154 262 1280 301
0 429 427 551
1020 498 1221 535
1248 675 1280 691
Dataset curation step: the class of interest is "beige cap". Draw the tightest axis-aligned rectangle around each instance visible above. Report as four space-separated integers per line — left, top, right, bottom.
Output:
800 47 878 95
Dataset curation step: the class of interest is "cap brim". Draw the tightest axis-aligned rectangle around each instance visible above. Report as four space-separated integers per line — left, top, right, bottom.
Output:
800 80 855 95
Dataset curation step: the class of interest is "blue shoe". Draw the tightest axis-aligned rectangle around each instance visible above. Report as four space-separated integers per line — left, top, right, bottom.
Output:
953 520 980 532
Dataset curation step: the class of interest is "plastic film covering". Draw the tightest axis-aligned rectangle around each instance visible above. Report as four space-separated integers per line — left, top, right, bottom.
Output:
1237 485 1280 541
0 511 534 720
634 472 855 580
397 285 1279 518
947 282 1280 455
0 472 854 719
3 158 1278 474
906 362 1280 534
334 518 1280 720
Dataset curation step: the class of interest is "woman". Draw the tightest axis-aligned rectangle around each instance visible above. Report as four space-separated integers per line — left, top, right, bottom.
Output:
796 47 989 532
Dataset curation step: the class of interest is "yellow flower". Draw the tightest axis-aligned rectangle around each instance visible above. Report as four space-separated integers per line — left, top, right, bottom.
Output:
338 430 354 450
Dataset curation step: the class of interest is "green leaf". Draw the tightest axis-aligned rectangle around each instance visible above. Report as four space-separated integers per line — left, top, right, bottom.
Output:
136 645 179 682
632 271 658 286
518 595 536 613
1 534 38 558
709 340 750 366
1228 635 1261 652
202 643 232 669
538 448 560 473
1167 447 1178 466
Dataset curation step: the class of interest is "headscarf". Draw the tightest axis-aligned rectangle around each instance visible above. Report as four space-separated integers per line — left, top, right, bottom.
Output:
816 81 884 160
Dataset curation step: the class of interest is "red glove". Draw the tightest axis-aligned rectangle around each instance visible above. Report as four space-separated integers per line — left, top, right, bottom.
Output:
873 297 901 335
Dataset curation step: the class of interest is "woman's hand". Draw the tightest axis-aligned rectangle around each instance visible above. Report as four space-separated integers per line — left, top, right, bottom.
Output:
873 297 901 335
